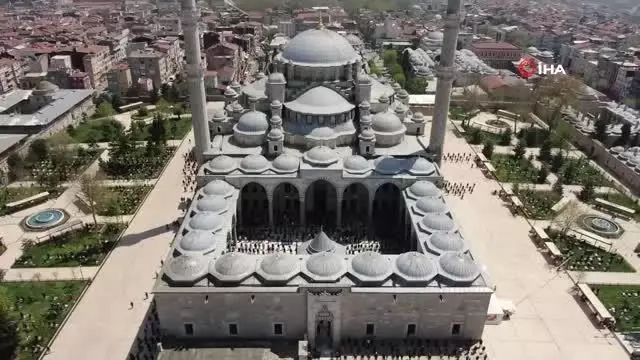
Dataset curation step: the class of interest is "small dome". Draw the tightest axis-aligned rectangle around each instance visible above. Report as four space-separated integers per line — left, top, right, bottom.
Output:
308 127 335 139
212 109 226 121
168 255 207 278
427 233 467 254
427 31 444 41
240 154 270 173
267 128 284 141
358 74 372 84
397 89 409 98
189 212 224 231
308 231 336 254
412 112 425 123
213 252 254 277
224 87 237 97
395 252 437 281
268 72 286 83
271 99 282 107
303 146 339 166
374 156 405 175
179 231 217 252
259 253 298 276
306 252 345 278
270 115 283 125
281 28 358 65
34 80 59 92
392 82 402 91
207 155 236 174
407 181 440 199
359 100 371 108
196 195 227 213
360 114 372 124
407 157 436 176
272 153 300 173
414 196 447 214
232 102 244 112
372 112 404 133
351 252 391 278
236 111 269 133
379 95 389 103
344 155 372 174
438 252 480 283
420 214 456 233
359 128 375 141
202 180 234 197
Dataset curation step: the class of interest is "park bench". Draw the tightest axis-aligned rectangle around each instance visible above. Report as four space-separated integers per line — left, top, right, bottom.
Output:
453 122 466 136
594 198 635 220
576 283 616 329
36 219 84 243
570 228 613 250
5 191 50 210
543 241 564 264
75 193 96 213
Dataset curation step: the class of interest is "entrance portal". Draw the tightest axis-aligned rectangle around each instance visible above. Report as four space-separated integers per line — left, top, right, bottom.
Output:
315 320 332 349
305 180 337 228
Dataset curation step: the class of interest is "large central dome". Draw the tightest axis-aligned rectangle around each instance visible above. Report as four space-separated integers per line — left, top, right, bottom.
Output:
281 28 359 65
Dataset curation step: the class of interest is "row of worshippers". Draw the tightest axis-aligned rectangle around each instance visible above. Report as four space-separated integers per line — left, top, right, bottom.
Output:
443 180 476 199
443 152 474 163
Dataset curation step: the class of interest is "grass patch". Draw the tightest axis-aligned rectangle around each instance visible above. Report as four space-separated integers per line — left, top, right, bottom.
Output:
0 187 66 215
0 281 86 360
67 118 124 143
514 188 561 220
552 157 611 186
130 116 192 141
13 224 124 268
491 154 538 183
100 146 175 180
95 185 152 216
548 230 635 273
595 285 640 332
10 148 103 183
593 191 640 219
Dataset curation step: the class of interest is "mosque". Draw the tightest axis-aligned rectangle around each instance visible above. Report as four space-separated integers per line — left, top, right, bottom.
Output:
154 0 490 354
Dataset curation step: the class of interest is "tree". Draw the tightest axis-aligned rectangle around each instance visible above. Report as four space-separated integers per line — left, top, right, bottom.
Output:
482 141 494 159
111 94 123 111
536 166 549 184
592 118 608 142
29 138 49 162
617 123 632 146
405 77 428 94
173 103 184 120
149 88 160 104
0 287 18 358
578 182 595 202
552 178 564 197
552 200 584 236
155 98 171 115
79 172 104 227
562 161 578 184
538 139 552 162
532 75 582 126
550 151 565 173
382 50 397 67
94 101 116 118
469 127 483 144
393 72 406 87
512 140 526 160
498 128 512 146
148 114 167 145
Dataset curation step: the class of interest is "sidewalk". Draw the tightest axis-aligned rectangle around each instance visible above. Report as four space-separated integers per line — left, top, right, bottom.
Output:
569 271 640 286
2 266 98 281
42 133 193 360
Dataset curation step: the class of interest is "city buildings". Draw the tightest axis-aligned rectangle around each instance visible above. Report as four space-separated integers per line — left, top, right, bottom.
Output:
468 42 522 69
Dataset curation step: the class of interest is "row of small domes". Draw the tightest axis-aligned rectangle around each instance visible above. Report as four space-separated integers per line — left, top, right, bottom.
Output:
166 250 481 285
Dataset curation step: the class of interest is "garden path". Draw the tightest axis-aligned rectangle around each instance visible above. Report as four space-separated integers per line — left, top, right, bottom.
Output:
569 271 640 286
41 132 193 360
2 266 98 281
443 121 627 360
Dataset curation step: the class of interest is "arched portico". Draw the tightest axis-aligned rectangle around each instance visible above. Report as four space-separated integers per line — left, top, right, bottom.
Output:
305 180 337 228
239 182 269 227
372 183 405 250
273 182 301 227
341 183 369 229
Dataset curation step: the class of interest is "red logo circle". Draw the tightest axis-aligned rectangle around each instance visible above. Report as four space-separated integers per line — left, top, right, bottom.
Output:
518 57 538 79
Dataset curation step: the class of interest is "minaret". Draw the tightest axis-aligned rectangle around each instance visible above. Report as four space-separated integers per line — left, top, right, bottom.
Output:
429 0 462 165
181 0 210 164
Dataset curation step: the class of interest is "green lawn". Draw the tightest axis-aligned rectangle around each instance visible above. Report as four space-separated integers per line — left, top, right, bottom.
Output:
491 154 538 183
548 231 635 273
594 192 640 219
555 158 611 186
0 281 87 360
0 187 66 215
514 188 561 220
67 118 124 143
100 146 175 180
17 148 103 182
95 185 153 216
12 224 124 268
595 285 640 332
130 116 192 141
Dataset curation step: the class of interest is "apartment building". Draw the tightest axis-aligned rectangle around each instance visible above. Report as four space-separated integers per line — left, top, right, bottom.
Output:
469 42 522 69
127 48 169 89
0 58 22 94
107 62 133 96
79 45 112 89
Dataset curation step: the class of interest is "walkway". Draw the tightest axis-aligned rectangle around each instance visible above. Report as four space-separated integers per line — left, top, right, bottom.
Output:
442 123 627 360
2 266 98 281
42 133 193 360
569 271 640 286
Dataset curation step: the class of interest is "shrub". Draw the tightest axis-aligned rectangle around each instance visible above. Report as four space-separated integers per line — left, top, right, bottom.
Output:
482 141 494 159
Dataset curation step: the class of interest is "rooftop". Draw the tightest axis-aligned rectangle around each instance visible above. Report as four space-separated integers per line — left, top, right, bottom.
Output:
0 89 94 127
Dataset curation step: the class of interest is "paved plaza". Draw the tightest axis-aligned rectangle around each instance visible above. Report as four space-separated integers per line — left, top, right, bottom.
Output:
440 123 629 360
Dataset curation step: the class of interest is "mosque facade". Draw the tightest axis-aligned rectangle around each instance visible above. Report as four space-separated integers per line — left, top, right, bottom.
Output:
154 15 491 353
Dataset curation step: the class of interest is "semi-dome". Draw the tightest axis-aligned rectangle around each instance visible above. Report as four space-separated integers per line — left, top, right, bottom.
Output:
207 155 236 174
306 252 345 278
303 146 339 166
212 252 254 280
239 154 270 173
308 127 335 139
407 181 441 199
166 255 208 281
407 157 436 176
414 196 448 215
235 111 269 133
426 233 467 254
344 155 372 174
372 112 404 133
202 180 234 197
438 252 481 283
419 214 456 233
395 252 437 281
281 28 359 65
179 230 217 252
189 212 225 232
351 252 392 279
258 253 299 279
272 153 300 173
374 156 405 175
196 195 227 213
